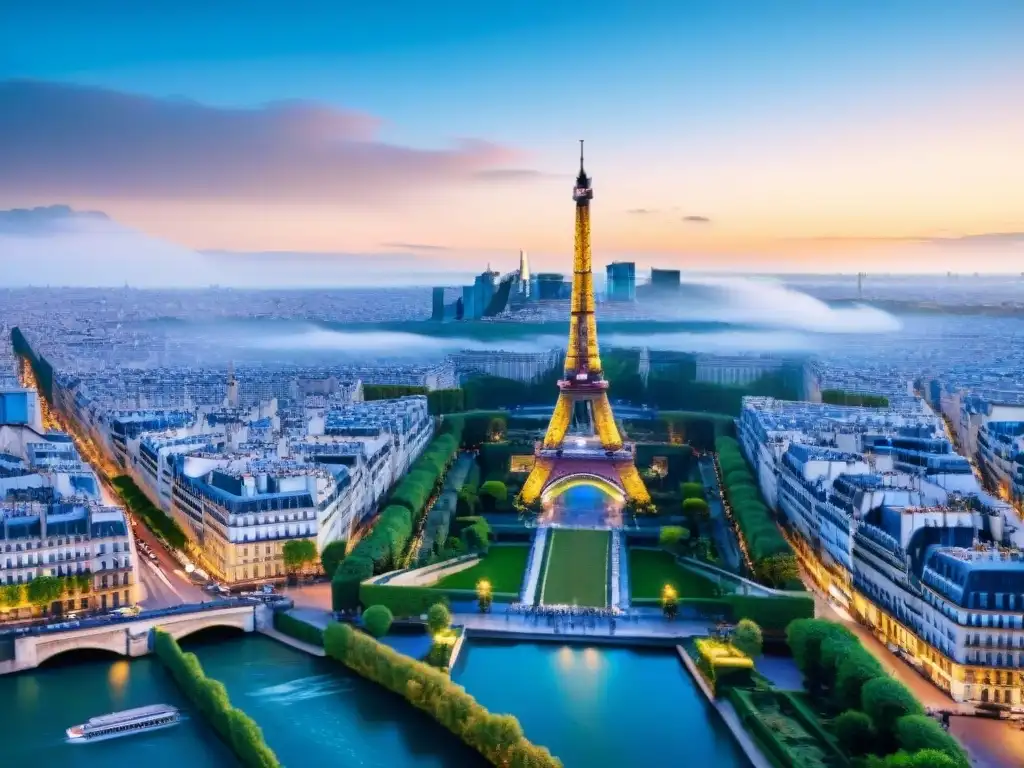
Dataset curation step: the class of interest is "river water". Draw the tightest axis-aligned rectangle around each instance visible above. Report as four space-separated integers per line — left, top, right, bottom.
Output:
453 639 751 767
0 633 482 767
2 633 750 768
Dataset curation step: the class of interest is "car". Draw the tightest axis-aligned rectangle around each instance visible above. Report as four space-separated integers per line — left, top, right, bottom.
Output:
148 552 158 560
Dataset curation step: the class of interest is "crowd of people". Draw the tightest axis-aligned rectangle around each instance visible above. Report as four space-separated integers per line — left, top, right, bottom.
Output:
505 602 636 633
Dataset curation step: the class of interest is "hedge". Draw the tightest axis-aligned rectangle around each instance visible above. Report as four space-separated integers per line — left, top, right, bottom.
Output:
112 475 188 550
273 611 324 647
358 583 517 616
629 593 811 631
153 630 280 767
714 436 797 586
894 715 968 767
323 622 562 767
333 430 462 610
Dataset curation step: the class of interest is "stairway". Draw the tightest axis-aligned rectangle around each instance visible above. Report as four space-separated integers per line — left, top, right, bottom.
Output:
519 527 549 605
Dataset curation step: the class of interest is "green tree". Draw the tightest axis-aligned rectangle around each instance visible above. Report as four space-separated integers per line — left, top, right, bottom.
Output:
26 575 64 607
478 480 508 512
282 539 317 576
894 715 969 767
861 677 925 752
658 525 688 548
680 482 705 500
732 619 763 658
362 605 394 638
754 552 799 588
833 709 875 756
0 583 25 609
320 540 348 579
427 603 451 635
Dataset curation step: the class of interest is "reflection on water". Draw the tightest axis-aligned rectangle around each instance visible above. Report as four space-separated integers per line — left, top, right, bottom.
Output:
455 640 751 768
188 635 485 768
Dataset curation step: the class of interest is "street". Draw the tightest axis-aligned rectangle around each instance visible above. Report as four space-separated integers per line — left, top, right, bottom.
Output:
697 455 743 572
807 579 1024 767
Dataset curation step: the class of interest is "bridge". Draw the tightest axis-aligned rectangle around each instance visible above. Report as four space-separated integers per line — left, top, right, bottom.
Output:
0 599 269 675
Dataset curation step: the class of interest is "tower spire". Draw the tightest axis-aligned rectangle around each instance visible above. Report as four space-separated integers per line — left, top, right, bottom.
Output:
579 139 585 173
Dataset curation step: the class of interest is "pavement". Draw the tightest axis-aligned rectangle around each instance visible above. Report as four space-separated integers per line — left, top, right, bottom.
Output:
698 455 743 572
806 575 1024 768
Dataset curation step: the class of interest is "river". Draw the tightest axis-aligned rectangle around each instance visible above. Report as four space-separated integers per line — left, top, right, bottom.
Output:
453 639 751 767
0 632 482 767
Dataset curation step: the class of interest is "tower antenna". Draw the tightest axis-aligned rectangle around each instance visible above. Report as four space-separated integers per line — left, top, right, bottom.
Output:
579 139 585 172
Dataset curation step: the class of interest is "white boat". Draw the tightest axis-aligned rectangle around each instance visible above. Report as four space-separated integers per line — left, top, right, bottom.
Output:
66 704 181 743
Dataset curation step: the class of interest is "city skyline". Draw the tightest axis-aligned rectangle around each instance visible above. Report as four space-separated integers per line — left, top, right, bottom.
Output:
1 1 1023 284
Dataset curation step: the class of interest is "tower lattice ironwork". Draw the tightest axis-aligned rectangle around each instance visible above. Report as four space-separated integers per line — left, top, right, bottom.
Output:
519 142 651 508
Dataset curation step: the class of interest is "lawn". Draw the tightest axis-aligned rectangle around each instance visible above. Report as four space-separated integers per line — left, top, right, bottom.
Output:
540 529 609 607
628 548 720 600
433 544 530 594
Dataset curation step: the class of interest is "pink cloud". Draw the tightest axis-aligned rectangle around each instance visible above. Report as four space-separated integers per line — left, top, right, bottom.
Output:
0 80 532 203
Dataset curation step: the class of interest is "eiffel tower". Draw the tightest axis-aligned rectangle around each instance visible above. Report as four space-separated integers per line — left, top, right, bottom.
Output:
518 142 651 510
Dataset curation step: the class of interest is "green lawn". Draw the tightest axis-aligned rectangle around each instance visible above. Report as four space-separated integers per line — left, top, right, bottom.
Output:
628 548 720 600
433 545 530 593
540 529 609 607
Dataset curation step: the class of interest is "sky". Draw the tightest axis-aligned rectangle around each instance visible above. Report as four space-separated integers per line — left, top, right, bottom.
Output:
1 1 1023 283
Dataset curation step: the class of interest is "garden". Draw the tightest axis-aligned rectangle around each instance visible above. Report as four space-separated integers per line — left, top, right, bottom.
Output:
433 544 530 593
628 548 721 601
540 529 609 607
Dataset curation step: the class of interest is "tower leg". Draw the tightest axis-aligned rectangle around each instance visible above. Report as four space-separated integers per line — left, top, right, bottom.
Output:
591 393 624 451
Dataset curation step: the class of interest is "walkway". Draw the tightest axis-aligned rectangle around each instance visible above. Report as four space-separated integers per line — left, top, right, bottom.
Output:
416 452 474 564
459 610 709 642
698 455 743 573
803 571 1023 768
519 527 549 604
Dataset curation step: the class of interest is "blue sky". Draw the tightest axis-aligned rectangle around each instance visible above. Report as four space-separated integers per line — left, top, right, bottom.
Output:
1 1 1023 274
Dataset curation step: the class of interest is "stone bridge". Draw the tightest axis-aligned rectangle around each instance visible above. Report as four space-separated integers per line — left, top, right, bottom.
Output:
0 603 270 675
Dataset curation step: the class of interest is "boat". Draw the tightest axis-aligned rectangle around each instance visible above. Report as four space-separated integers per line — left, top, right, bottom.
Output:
66 704 181 742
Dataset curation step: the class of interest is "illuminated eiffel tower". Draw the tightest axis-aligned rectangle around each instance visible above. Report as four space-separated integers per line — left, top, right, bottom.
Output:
518 142 651 510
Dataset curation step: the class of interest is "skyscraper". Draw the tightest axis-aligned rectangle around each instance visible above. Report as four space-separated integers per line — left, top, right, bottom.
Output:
606 261 636 301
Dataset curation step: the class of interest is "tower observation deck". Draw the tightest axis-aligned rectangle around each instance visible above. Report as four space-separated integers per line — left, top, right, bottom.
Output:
517 143 652 511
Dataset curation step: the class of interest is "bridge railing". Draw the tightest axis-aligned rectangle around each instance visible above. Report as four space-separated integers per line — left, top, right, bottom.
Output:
0 598 256 639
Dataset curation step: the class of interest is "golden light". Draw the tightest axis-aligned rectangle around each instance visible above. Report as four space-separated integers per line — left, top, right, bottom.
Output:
477 579 492 595
662 584 677 601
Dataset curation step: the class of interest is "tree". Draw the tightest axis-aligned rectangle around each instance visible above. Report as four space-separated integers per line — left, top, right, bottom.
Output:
427 603 452 635
732 619 763 659
26 575 64 607
456 489 478 517
866 751 962 768
658 525 688 548
833 710 875 756
861 677 925 752
894 715 969 767
362 605 394 638
320 540 348 579
464 520 492 553
479 480 508 512
0 583 24 609
680 481 705 500
681 497 710 535
282 539 318 576
834 647 885 712
754 553 799 588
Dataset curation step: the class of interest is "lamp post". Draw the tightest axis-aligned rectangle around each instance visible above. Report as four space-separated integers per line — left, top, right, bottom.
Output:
476 579 493 614
661 583 678 620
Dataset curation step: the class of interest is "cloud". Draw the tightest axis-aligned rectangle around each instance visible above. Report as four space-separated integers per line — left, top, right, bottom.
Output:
787 232 1024 247
378 242 452 252
682 215 711 224
627 208 657 215
0 204 108 235
928 232 1024 246
0 80 541 203
472 168 556 181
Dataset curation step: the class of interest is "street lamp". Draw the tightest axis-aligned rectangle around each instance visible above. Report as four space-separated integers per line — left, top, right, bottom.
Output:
476 579 493 614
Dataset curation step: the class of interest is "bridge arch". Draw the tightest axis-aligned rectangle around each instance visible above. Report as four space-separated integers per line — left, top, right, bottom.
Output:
541 473 625 504
163 612 252 642
34 638 127 667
